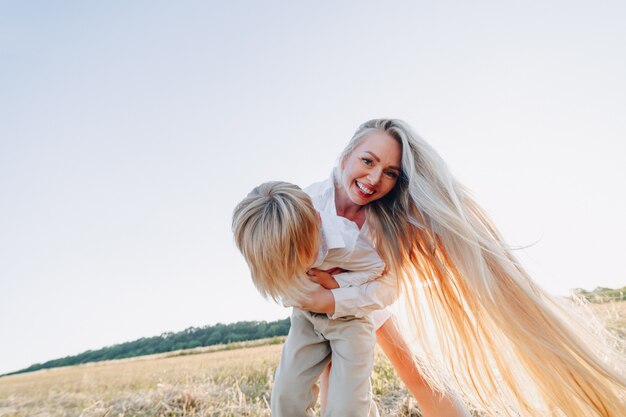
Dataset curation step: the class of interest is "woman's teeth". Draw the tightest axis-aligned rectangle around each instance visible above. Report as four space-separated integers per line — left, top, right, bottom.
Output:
356 181 374 195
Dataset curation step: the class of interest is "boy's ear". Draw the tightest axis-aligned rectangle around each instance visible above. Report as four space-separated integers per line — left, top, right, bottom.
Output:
315 211 322 226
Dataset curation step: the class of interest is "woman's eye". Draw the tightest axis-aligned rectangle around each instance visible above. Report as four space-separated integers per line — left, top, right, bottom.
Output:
385 171 399 179
361 158 373 166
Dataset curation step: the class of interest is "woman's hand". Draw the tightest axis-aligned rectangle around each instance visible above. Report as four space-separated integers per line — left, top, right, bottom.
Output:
307 268 341 289
297 287 335 315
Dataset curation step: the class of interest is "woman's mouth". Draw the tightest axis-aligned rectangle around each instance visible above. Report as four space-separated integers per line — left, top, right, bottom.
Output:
355 180 375 197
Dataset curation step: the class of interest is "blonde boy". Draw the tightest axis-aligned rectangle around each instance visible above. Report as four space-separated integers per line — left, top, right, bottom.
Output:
232 181 384 417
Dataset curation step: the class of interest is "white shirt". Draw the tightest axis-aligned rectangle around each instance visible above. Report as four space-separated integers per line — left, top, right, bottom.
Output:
305 174 399 320
314 211 384 289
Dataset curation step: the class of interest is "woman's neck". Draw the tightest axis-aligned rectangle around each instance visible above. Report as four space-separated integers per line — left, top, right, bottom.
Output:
334 185 367 227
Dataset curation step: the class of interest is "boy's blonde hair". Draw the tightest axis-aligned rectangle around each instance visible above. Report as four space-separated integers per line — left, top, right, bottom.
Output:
232 181 320 303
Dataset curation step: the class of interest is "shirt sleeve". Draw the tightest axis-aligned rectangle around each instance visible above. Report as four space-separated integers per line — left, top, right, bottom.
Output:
333 270 380 288
329 271 399 319
332 232 386 288
332 258 385 288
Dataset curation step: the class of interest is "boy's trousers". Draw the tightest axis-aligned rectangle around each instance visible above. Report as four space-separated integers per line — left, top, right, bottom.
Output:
270 308 379 417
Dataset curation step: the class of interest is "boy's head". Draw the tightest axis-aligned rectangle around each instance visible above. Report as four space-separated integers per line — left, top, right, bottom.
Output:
232 181 321 302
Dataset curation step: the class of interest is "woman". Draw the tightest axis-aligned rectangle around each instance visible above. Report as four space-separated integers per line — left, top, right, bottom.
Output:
298 119 625 417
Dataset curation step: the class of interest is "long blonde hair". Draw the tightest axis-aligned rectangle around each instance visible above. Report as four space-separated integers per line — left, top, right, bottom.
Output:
340 119 625 416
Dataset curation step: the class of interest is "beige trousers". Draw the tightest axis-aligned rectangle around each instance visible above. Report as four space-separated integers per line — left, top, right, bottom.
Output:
270 308 379 417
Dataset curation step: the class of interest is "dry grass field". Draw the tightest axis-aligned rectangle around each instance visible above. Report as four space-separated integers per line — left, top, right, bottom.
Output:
1 301 624 417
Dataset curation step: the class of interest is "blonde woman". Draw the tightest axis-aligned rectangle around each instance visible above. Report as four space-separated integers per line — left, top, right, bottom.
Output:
298 119 625 417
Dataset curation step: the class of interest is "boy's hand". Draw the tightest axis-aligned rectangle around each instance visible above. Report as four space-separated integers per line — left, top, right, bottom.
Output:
297 288 335 315
307 268 340 289
323 267 347 276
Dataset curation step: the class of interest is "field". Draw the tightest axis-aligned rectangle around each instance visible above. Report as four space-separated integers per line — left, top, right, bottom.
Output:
1 301 624 417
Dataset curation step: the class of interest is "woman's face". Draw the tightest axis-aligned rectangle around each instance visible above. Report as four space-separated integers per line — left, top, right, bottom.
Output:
340 130 402 206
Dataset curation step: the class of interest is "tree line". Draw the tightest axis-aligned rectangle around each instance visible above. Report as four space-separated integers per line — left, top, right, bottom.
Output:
571 286 626 303
5 286 623 377
5 318 290 376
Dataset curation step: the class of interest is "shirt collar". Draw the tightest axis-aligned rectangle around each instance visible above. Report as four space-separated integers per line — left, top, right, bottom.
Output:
319 211 346 251
315 169 338 214
312 211 347 268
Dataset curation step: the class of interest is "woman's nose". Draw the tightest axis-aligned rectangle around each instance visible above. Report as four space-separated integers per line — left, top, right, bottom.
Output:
368 168 382 184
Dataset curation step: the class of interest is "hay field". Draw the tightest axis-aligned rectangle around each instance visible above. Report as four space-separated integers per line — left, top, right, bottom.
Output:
0 339 419 417
1 301 624 417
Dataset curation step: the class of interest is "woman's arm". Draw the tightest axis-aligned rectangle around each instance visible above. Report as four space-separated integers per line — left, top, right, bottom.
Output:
296 287 336 314
377 318 472 417
329 271 397 318
298 271 398 316
316 314 473 417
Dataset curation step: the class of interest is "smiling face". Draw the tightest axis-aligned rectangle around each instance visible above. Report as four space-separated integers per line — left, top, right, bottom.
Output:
338 130 402 207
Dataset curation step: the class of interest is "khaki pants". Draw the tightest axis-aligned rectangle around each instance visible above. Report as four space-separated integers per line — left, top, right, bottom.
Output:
271 308 379 417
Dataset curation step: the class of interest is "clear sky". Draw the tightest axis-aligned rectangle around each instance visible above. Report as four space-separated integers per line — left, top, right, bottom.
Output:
1 1 625 375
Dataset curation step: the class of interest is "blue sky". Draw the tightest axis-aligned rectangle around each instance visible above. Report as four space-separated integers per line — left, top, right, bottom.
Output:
1 1 625 375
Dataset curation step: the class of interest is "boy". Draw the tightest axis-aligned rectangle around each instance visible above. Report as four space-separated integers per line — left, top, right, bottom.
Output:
232 181 384 417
